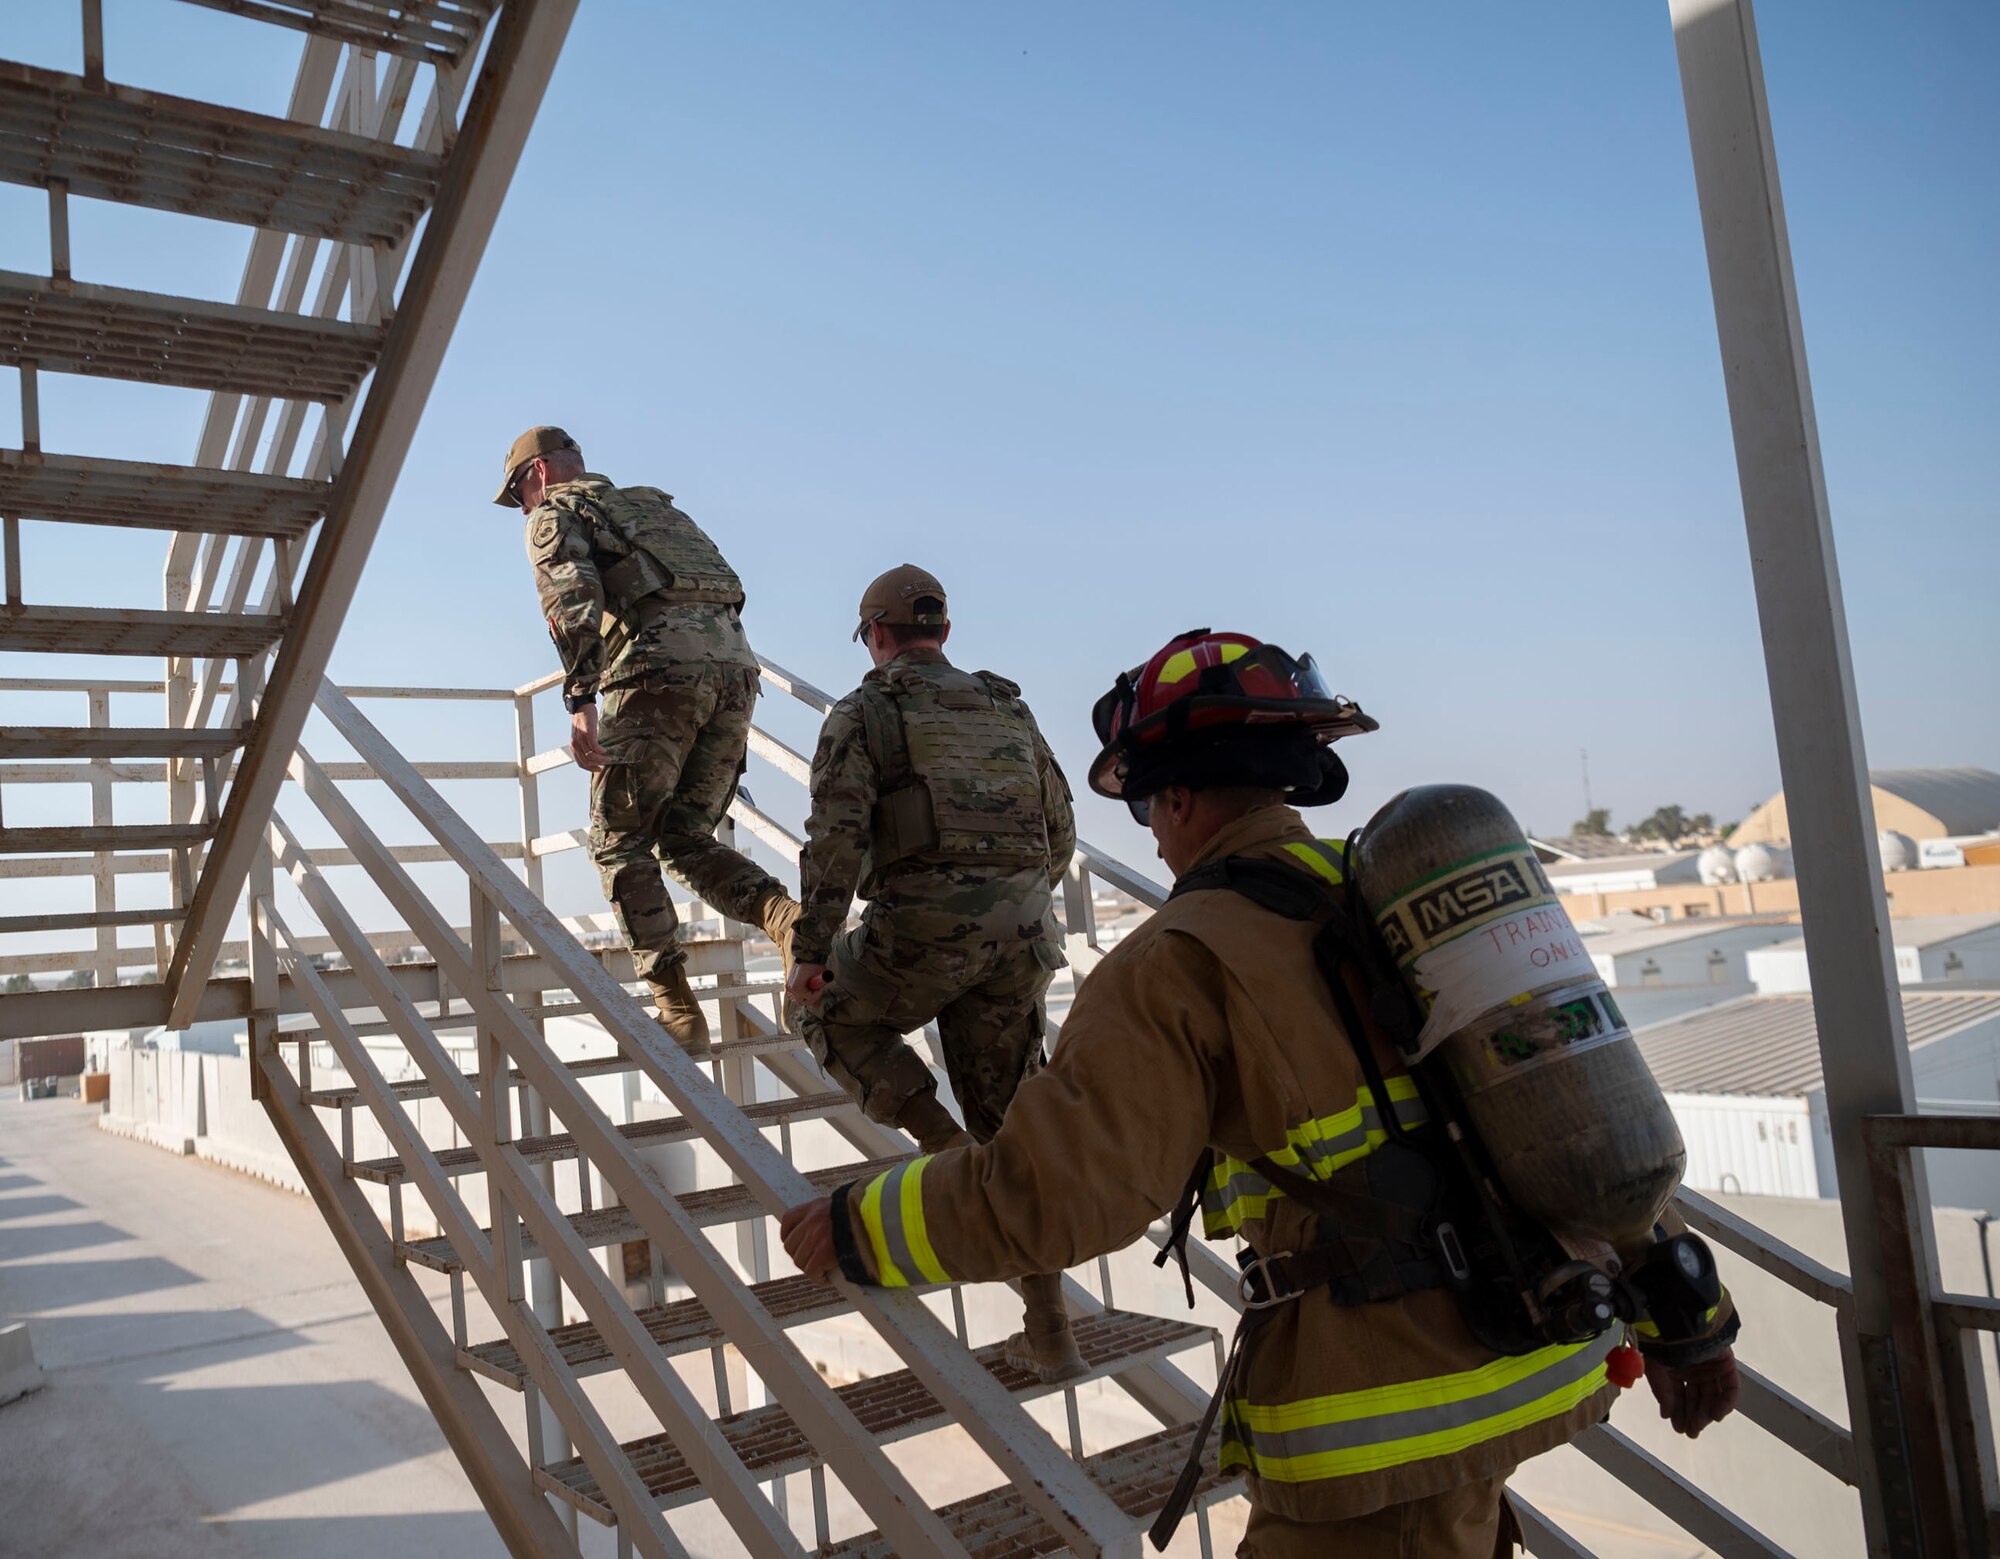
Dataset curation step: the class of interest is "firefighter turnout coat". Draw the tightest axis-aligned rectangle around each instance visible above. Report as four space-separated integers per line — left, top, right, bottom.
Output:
830 802 1727 1523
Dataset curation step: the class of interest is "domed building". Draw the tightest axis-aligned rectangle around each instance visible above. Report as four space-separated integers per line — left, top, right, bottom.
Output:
1731 767 2000 856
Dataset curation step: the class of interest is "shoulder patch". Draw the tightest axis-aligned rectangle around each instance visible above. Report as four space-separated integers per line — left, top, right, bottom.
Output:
525 509 565 563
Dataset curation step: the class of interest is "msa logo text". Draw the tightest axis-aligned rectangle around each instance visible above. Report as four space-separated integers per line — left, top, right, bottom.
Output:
1401 854 1551 948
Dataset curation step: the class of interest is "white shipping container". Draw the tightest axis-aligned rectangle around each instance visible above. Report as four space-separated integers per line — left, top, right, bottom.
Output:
1666 1093 1819 1199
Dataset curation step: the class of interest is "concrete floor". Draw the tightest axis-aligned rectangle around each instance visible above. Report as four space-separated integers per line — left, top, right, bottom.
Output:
0 1092 1245 1559
0 1094 508 1559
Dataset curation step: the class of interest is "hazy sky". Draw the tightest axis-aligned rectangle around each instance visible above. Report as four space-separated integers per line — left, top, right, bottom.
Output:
2 1 1994 910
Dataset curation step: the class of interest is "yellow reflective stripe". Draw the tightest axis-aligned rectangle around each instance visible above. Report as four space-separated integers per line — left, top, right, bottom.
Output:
898 1156 950 1284
855 1157 951 1287
1633 1300 1721 1341
1283 838 1347 885
1219 1333 1616 1483
1157 640 1251 687
858 1166 907 1287
1200 1076 1427 1237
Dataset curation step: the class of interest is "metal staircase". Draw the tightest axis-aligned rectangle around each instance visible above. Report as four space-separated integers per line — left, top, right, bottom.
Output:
0 0 570 1013
234 675 1235 1557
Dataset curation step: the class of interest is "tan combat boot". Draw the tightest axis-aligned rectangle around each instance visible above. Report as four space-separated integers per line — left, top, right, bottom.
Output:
1005 1272 1088 1384
756 889 802 988
894 1092 973 1154
647 964 711 1058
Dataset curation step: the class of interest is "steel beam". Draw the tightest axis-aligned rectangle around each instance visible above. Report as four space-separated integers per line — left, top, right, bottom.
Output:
1667 3 1955 1553
165 0 579 1027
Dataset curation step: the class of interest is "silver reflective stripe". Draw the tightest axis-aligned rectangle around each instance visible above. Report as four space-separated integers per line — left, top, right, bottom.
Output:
1222 1331 1617 1464
874 1159 922 1284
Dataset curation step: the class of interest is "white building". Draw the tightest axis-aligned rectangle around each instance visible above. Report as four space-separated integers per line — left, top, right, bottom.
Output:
1745 914 2000 994
1578 914 1798 991
1543 850 1701 898
1633 990 2000 1210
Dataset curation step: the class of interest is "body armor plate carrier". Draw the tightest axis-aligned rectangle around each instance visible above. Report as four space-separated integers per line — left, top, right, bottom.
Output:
860 660 1050 880
557 482 745 617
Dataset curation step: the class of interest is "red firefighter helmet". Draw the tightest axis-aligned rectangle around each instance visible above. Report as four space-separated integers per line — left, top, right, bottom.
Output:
1088 629 1376 811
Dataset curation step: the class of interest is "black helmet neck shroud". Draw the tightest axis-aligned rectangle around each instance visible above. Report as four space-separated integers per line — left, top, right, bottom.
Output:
1118 726 1352 810
1089 629 1374 812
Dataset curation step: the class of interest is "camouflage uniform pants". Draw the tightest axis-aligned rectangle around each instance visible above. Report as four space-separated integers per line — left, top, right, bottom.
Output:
589 664 783 984
801 912 1063 1142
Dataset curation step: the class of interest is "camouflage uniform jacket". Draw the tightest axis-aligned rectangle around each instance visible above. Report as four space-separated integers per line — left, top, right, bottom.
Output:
524 474 757 708
796 647 1076 967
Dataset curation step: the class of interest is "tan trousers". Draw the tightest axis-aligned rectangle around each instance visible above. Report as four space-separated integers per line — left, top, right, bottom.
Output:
1238 1477 1519 1558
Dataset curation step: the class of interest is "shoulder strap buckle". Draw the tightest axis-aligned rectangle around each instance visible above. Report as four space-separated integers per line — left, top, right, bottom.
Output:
1238 1250 1305 1311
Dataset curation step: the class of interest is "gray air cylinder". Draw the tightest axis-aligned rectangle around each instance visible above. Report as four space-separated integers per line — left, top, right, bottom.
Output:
1354 784 1685 1255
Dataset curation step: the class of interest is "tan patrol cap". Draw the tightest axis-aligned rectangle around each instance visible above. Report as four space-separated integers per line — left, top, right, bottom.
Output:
492 425 579 506
853 563 948 641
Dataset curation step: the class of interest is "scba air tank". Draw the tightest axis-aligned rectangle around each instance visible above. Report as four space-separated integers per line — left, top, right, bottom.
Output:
1354 784 1685 1255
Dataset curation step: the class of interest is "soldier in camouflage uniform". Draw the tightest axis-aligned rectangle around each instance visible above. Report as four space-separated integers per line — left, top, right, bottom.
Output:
496 426 800 1057
785 564 1084 1380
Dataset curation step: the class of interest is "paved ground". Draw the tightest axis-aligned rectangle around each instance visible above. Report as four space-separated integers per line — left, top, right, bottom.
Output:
0 1094 509 1559
0 1086 1739 1559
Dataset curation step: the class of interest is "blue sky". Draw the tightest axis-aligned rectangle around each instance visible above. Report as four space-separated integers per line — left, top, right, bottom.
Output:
2 1 1994 914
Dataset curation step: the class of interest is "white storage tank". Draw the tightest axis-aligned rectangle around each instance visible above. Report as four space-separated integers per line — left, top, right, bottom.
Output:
1879 831 1917 872
1735 843 1791 883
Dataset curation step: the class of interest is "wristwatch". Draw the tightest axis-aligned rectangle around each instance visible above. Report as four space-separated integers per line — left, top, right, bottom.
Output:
562 690 597 715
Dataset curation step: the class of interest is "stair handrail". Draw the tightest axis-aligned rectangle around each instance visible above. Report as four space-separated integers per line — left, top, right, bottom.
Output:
311 675 1144 1559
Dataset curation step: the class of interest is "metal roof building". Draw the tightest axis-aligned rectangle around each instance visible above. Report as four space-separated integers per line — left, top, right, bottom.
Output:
1634 991 2000 1207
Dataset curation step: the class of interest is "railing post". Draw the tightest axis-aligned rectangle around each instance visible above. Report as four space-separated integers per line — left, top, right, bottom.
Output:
472 884 525 1307
1061 856 1101 980
504 684 569 1507
513 690 545 900
1669 3 1959 1552
247 841 277 1103
87 687 117 989
711 814 772 1429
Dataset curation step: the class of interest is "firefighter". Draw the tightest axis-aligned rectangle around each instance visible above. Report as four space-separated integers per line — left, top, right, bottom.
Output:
782 629 1741 1557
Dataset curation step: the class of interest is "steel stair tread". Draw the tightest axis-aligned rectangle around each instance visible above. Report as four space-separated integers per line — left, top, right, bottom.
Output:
296 994 798 1086
0 61 442 245
0 725 248 758
535 1310 1217 1523
351 1089 853 1184
0 271 385 401
460 1273 860 1389
174 0 498 68
0 450 328 538
821 1421 1241 1559
395 1157 913 1275
0 604 283 657
289 1014 800 1058
0 906 180 933
0 822 212 853
302 1050 640 1108
275 934 754 1043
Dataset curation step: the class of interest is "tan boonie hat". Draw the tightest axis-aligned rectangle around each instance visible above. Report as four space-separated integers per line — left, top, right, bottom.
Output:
492 425 579 506
853 563 948 641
